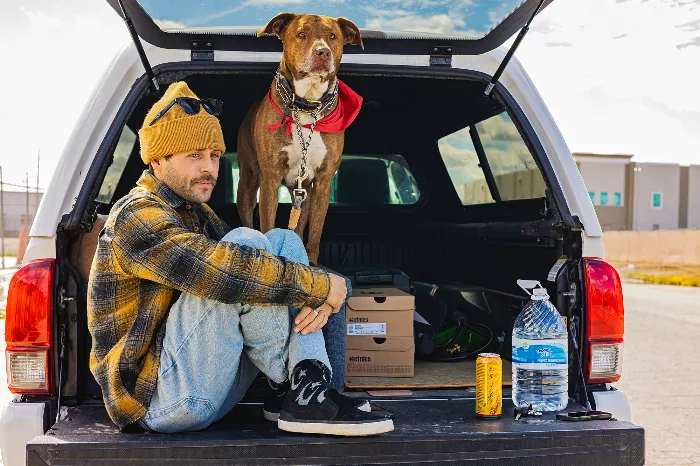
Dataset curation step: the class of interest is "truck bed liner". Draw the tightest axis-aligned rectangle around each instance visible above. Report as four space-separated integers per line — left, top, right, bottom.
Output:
27 397 644 465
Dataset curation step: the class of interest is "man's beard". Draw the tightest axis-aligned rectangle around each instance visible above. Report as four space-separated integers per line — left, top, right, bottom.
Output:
162 164 217 204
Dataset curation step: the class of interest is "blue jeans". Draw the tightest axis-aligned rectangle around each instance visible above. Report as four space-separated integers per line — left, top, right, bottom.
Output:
138 228 349 433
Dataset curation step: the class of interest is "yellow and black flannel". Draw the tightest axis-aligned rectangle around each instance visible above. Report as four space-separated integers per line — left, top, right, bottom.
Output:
88 170 330 430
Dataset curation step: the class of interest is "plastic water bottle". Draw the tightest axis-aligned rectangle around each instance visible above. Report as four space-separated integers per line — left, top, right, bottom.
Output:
511 280 568 412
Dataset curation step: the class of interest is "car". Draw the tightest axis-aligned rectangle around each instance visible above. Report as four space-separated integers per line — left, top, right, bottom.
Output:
0 0 643 464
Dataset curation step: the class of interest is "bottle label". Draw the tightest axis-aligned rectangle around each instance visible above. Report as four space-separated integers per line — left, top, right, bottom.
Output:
512 336 568 370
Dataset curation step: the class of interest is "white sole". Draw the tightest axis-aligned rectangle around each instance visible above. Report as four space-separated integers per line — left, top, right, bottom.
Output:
278 418 394 436
263 409 279 422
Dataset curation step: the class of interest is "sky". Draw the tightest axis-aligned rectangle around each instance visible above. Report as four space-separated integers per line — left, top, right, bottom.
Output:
0 0 699 190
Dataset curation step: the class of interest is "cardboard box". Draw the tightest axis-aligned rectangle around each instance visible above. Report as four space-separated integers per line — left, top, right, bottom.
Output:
346 337 415 377
345 287 415 377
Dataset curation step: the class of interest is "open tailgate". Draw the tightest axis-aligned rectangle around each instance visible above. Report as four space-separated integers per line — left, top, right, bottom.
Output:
28 396 644 465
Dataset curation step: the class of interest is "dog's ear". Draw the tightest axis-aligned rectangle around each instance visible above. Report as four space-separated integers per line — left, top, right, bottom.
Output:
336 17 363 49
257 13 296 39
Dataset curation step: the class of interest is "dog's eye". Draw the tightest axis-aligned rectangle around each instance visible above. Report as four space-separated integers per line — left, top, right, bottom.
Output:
329 33 336 40
298 31 306 38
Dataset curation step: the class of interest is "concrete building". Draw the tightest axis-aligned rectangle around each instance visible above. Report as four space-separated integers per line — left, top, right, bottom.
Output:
628 162 681 231
574 152 698 231
575 153 631 231
680 165 700 229
1 190 43 237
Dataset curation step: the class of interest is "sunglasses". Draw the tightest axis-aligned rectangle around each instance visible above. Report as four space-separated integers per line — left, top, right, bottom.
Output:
149 97 223 126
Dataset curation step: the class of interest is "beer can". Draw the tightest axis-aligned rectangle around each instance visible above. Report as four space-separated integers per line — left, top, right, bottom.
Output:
475 353 502 419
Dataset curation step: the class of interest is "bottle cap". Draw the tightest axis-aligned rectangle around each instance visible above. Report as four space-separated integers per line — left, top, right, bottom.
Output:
531 286 549 300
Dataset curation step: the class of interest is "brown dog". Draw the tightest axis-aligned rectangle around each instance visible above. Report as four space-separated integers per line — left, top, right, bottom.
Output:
237 13 363 264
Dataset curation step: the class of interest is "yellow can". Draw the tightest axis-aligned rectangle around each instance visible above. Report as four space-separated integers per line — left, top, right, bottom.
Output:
475 353 502 419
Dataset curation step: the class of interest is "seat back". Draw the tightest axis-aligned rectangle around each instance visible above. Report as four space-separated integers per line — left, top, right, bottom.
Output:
70 215 108 281
336 158 391 204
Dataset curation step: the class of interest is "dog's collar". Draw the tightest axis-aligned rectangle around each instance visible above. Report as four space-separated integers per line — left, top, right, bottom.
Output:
274 69 338 113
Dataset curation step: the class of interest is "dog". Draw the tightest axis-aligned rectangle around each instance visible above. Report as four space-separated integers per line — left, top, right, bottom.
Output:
236 13 363 264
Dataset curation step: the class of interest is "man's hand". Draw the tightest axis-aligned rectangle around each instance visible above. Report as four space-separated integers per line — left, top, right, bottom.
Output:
326 273 348 313
294 273 347 335
294 303 333 335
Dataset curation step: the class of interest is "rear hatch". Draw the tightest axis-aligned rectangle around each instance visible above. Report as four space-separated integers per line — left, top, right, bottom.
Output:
106 0 553 55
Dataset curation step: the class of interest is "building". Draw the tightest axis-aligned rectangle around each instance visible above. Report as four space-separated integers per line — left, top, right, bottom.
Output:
574 153 631 231
574 152 698 231
680 165 700 229
1 190 43 237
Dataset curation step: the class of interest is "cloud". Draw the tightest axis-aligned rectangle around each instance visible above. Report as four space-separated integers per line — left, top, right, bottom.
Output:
365 13 466 35
361 4 490 36
154 19 187 30
189 0 308 27
677 35 700 48
513 0 700 165
545 42 573 47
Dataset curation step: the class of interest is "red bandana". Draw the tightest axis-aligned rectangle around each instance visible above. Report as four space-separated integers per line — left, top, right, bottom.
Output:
267 79 363 135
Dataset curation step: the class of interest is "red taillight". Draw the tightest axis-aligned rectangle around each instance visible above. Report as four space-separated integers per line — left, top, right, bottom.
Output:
5 258 55 395
583 258 624 384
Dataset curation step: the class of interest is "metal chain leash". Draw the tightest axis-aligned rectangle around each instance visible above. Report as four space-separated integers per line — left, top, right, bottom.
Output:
275 68 338 228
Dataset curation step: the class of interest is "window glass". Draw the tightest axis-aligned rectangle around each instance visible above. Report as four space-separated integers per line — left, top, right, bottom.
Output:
600 192 608 206
589 192 595 204
613 192 622 207
438 112 546 205
652 192 663 208
96 127 137 204
216 153 420 206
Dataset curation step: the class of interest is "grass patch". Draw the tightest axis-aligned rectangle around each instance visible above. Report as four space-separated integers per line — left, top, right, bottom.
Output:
612 262 700 288
0 308 5 319
3 251 16 258
627 273 700 287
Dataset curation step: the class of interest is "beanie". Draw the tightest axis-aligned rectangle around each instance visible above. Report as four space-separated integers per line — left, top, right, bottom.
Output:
138 81 226 164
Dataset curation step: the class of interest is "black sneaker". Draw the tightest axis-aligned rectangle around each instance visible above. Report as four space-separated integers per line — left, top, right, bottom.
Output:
277 360 394 436
263 377 371 422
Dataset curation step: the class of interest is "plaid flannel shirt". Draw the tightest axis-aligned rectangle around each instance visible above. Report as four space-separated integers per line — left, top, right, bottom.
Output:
88 170 330 430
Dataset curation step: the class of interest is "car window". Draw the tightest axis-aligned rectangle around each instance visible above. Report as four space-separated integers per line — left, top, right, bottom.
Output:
437 112 546 205
217 153 420 206
96 126 137 204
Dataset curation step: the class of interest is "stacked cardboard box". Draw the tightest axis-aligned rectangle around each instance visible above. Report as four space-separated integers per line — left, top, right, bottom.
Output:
345 287 415 377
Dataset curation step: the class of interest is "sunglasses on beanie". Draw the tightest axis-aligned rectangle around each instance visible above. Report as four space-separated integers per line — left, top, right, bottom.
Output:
149 97 223 126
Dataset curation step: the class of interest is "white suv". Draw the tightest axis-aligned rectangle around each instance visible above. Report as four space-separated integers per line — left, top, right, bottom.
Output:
1 0 641 465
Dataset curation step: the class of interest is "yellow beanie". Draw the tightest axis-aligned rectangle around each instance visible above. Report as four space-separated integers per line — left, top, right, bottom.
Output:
138 81 226 164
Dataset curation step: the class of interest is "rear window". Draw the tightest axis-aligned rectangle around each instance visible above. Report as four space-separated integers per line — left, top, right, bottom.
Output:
212 153 420 206
438 112 546 205
96 126 137 204
137 0 527 39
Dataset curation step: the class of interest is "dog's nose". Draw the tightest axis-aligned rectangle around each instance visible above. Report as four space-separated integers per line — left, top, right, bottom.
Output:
315 47 331 60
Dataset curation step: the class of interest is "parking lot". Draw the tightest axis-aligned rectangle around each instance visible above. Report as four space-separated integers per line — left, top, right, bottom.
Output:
616 283 700 465
0 279 698 464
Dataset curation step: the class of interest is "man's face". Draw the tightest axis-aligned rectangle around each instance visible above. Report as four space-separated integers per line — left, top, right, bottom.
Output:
151 149 221 204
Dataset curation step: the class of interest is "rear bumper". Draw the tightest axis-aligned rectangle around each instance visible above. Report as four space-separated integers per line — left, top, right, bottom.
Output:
0 401 46 466
27 398 644 465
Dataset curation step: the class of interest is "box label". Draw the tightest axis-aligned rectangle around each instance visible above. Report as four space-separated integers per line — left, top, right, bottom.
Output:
347 323 387 336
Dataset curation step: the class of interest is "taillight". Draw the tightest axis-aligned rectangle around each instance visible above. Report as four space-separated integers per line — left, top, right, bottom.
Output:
5 258 55 395
583 258 624 384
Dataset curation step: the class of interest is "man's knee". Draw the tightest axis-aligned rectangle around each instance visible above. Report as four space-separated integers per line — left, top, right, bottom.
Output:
265 228 303 247
221 227 271 251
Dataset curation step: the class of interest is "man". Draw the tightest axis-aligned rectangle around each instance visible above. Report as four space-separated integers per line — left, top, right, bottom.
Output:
88 81 394 436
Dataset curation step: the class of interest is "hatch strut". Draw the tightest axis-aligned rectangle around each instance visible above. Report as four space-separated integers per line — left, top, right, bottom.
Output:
484 0 546 96
117 0 160 94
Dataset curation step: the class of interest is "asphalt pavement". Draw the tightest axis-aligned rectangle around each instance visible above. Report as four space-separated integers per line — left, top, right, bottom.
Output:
616 283 700 465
